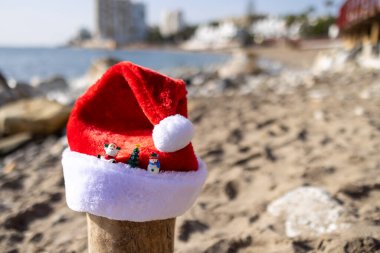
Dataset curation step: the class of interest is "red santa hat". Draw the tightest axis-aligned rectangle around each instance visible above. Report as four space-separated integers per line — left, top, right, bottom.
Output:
62 62 207 222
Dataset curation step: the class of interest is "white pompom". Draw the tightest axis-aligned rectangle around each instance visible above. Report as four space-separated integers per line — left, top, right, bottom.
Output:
152 114 194 152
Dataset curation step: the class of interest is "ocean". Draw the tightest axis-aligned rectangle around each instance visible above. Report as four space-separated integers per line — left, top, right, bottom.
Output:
0 47 229 82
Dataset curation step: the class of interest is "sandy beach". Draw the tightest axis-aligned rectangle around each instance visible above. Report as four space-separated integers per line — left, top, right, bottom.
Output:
1 47 380 253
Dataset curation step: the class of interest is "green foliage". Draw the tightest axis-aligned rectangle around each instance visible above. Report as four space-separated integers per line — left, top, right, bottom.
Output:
146 26 164 44
176 25 197 41
300 16 336 38
145 25 197 44
285 14 308 27
209 21 219 27
127 146 140 168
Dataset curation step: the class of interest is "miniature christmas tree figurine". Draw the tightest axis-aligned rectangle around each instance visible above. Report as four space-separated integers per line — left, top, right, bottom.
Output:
148 152 160 173
127 144 140 168
97 143 121 163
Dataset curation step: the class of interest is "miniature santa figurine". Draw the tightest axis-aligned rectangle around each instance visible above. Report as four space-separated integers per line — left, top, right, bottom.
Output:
147 152 160 173
97 143 121 163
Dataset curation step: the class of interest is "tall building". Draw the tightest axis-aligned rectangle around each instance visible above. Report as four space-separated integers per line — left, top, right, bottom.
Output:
96 0 146 46
159 10 185 37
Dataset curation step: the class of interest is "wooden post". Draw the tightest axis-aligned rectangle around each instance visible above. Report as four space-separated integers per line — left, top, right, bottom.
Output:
370 21 380 46
87 214 176 253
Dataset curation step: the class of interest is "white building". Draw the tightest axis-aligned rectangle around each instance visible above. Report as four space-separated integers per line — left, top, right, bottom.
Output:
159 10 185 37
96 0 146 46
182 21 241 50
251 16 301 42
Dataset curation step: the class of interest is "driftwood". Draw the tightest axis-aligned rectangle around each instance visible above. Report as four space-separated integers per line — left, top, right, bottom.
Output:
87 213 176 253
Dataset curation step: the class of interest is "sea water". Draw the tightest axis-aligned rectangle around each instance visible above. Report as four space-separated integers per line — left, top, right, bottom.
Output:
0 47 229 83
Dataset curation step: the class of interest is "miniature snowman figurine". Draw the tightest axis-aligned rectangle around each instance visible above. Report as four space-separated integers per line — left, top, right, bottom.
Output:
97 143 121 163
147 153 160 173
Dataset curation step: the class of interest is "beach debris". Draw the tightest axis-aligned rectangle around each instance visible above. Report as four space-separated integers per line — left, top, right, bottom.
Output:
267 186 350 237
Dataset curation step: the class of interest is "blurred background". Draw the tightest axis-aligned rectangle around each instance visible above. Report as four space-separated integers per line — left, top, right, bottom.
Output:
1 1 380 252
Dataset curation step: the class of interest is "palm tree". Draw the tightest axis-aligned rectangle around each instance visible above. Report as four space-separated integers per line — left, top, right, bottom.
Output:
325 0 334 16
306 5 316 17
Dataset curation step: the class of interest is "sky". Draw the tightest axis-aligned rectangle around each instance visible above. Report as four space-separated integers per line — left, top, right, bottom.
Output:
0 0 344 47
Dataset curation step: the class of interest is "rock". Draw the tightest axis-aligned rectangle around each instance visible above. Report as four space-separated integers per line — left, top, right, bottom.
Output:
0 133 32 155
11 82 40 99
354 106 364 116
267 186 350 237
218 50 261 78
0 72 15 105
312 51 348 74
0 98 71 135
0 91 15 106
33 76 71 104
86 57 121 85
357 55 380 70
0 80 39 107
33 76 69 93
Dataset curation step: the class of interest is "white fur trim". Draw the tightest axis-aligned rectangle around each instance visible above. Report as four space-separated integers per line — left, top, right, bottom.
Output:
62 148 207 222
152 114 194 152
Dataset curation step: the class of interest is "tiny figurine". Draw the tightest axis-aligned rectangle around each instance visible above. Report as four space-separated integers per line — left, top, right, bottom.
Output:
97 143 121 163
127 144 140 168
147 152 160 173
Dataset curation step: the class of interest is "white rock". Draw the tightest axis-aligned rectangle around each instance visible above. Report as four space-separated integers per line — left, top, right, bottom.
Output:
267 186 350 237
313 110 325 121
354 106 364 116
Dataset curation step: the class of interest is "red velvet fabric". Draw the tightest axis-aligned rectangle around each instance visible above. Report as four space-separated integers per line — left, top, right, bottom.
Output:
67 62 198 172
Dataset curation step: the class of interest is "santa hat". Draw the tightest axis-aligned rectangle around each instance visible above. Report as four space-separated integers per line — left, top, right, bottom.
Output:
62 62 207 222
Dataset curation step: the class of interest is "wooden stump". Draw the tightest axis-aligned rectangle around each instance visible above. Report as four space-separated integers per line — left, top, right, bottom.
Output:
87 213 176 253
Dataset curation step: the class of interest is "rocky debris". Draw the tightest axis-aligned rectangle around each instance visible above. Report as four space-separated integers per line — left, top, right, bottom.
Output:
10 81 40 99
32 76 68 92
267 187 350 237
218 50 261 78
86 57 121 86
0 73 73 107
0 98 70 136
31 76 70 104
0 92 14 108
0 81 37 107
312 50 349 74
0 72 14 106
0 133 32 155
187 66 316 97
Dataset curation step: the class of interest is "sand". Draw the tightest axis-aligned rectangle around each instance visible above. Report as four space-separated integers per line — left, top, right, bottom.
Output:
1 47 380 253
